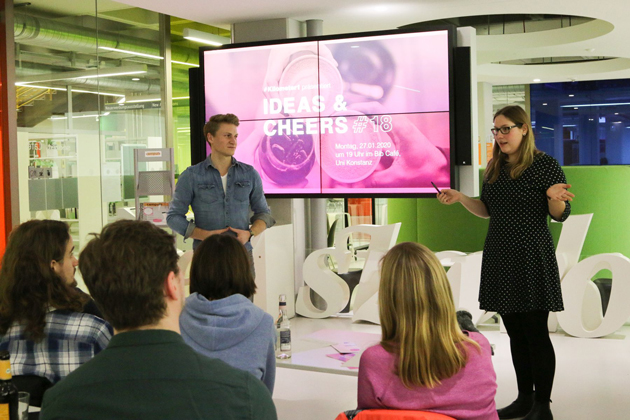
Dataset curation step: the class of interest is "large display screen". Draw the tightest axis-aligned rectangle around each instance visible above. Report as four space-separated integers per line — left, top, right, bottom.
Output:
202 28 455 197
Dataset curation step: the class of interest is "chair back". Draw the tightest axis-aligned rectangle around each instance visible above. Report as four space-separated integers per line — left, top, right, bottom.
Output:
335 409 456 420
13 375 53 407
328 219 339 247
178 249 194 286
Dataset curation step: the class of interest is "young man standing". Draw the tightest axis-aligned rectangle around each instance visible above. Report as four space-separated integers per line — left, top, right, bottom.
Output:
40 220 277 420
167 113 275 255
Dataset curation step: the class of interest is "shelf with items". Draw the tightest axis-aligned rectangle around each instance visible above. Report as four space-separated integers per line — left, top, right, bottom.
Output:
28 156 77 160
28 137 77 160
26 136 79 212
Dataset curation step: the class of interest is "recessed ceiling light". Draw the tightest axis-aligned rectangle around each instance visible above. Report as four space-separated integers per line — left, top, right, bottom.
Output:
99 46 163 60
132 78 140 81
561 102 630 108
574 107 578 110
183 28 230 46
542 103 548 106
569 94 575 97
171 60 199 67
533 79 541 82
17 84 125 97
615 112 619 115
16 65 147 84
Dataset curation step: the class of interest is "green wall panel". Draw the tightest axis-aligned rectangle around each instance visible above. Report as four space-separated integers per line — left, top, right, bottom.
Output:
415 197 488 253
562 166 630 259
387 198 417 244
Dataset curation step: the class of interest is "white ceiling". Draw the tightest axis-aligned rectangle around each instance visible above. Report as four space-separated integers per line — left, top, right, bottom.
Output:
101 0 630 86
15 0 630 86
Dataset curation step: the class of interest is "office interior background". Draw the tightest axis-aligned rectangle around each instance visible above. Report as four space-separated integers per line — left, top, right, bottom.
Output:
2 0 630 261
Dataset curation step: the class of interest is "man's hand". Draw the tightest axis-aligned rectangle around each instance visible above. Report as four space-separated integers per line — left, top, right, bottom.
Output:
190 227 228 241
228 226 251 245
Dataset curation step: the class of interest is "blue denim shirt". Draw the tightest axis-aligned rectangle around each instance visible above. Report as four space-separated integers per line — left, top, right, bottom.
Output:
167 156 275 250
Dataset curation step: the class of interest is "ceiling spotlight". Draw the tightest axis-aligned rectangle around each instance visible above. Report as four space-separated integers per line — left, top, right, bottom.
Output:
132 78 140 81
533 78 541 82
542 103 548 106
183 28 230 46
569 94 575 97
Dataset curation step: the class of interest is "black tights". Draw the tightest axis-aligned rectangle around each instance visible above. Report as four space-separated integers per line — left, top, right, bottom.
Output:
501 311 555 402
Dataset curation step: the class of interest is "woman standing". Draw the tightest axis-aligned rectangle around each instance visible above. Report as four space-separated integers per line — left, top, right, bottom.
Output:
437 105 573 420
357 242 498 420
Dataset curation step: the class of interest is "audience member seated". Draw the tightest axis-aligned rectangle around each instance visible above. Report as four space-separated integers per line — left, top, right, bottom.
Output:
40 220 277 420
180 234 276 393
357 242 498 420
0 220 112 386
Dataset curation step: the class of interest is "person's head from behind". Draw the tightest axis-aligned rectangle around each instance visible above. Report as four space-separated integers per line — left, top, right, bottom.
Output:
0 220 85 340
379 242 478 388
78 220 181 332
190 234 256 300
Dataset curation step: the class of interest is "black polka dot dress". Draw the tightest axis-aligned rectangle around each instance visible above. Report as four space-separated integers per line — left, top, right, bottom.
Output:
479 153 570 314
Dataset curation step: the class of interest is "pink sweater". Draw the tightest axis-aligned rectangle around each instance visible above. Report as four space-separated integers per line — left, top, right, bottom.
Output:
357 332 498 420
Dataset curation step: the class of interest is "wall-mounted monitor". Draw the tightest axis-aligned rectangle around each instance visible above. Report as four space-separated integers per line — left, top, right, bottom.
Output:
199 27 457 197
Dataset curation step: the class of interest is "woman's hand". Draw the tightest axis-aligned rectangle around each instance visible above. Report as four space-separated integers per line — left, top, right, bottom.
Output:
437 189 463 205
546 183 574 202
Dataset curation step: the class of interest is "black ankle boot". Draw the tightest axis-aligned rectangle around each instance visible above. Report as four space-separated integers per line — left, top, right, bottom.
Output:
522 400 553 420
497 393 535 419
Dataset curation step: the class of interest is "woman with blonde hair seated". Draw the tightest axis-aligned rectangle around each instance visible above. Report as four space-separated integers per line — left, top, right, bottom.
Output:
357 242 498 420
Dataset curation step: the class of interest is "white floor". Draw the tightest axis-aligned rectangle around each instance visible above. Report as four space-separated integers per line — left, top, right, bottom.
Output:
272 316 630 420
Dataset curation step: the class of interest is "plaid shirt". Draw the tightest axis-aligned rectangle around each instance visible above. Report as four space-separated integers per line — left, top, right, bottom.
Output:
0 309 112 384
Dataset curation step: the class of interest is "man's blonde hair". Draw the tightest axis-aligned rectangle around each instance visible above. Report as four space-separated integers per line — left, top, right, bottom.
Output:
203 113 239 142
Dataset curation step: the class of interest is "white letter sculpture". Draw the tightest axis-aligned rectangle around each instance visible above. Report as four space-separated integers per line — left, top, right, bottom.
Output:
435 251 486 326
556 253 630 338
296 223 400 320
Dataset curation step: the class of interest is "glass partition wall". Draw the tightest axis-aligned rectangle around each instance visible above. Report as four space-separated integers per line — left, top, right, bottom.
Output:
12 2 224 256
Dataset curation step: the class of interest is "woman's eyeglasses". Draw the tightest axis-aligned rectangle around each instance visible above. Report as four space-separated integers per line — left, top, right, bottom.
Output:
490 124 521 136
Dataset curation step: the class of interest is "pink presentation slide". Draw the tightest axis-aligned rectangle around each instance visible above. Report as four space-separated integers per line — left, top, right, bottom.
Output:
204 30 452 195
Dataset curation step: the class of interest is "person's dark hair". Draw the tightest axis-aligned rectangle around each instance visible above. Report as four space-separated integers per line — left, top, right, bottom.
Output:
78 220 179 331
203 113 240 141
190 234 256 300
0 220 87 341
